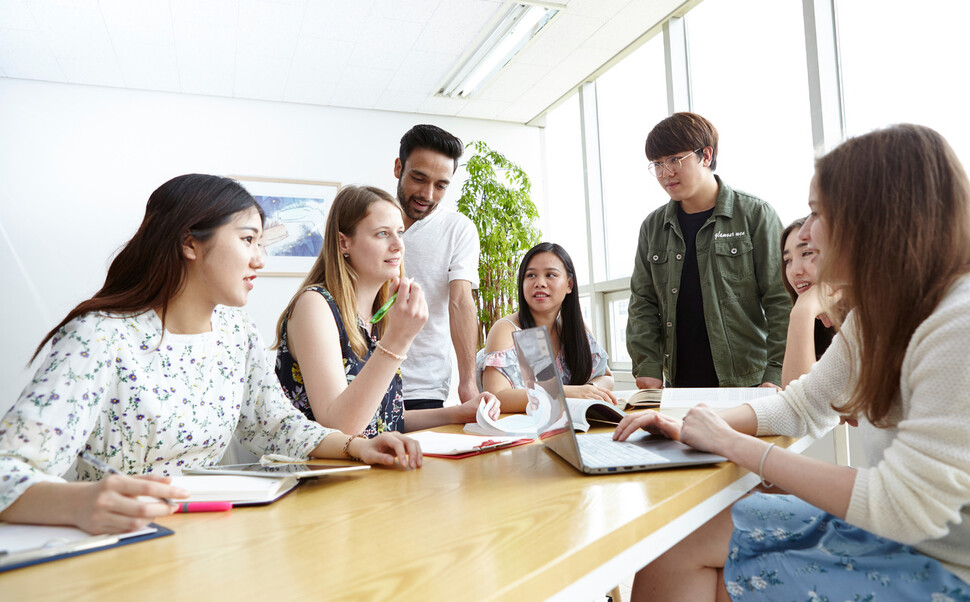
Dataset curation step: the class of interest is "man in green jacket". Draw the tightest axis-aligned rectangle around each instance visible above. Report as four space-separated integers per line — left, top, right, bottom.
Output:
626 112 790 389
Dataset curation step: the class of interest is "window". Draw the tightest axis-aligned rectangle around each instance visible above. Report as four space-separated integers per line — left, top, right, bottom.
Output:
838 0 970 167
688 0 816 225
596 35 669 280
541 92 590 280
605 290 631 368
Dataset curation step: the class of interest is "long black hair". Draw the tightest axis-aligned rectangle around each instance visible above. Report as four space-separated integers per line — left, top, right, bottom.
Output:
516 242 592 385
32 174 262 362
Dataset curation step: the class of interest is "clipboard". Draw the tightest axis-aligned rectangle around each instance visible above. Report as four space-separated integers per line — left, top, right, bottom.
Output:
0 522 174 572
429 438 534 459
404 431 535 458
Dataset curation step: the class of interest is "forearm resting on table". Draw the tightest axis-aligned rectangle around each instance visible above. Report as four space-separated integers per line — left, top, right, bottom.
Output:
725 432 856 518
490 387 529 413
0 481 84 526
402 406 466 431
589 373 614 390
312 432 364 460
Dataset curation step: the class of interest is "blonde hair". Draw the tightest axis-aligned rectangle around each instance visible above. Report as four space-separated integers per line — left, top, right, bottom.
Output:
815 124 970 426
274 185 404 358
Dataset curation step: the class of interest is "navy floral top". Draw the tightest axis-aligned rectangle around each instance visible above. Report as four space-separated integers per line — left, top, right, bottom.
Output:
276 286 404 438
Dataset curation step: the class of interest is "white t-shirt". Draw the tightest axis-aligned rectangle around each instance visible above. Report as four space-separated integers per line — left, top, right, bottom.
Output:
401 207 480 401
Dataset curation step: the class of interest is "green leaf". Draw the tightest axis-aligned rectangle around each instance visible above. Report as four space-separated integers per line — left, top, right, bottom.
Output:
457 140 541 348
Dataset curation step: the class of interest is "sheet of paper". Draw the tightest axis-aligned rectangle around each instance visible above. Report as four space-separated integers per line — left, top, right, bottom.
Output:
407 432 530 455
0 522 154 555
659 387 778 409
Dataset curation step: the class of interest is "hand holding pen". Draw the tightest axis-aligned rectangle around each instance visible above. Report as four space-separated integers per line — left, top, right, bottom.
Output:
375 277 429 355
76 452 189 534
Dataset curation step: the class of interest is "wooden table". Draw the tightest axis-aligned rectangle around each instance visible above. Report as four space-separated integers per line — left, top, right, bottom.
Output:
0 430 811 601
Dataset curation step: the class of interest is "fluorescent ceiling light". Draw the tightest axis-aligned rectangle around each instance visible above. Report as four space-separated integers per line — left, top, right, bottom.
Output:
438 2 559 99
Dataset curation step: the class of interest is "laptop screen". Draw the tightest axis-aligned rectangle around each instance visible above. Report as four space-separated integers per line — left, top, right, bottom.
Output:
511 326 585 468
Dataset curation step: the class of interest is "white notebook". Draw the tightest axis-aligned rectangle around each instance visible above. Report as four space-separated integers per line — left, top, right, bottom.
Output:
168 474 299 505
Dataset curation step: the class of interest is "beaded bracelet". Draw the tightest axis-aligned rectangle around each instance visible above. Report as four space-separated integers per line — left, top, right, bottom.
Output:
343 434 367 462
759 442 776 489
376 341 407 361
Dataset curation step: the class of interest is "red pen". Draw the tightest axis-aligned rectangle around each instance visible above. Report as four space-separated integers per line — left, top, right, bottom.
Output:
177 502 233 513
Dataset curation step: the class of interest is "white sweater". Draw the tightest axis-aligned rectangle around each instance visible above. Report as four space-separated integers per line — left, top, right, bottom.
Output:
749 274 970 585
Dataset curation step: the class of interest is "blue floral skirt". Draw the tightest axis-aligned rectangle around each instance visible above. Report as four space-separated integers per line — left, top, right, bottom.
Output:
723 493 970 601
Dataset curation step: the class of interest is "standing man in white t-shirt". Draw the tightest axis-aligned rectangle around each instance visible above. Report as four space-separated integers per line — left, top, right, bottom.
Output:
394 124 481 410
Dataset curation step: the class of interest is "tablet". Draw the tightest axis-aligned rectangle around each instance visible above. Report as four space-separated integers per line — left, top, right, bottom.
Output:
183 463 370 479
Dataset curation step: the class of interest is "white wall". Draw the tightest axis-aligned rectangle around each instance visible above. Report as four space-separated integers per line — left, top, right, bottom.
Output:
0 78 543 416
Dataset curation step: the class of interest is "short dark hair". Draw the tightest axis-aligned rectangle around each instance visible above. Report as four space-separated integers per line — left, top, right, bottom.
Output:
645 112 719 171
399 124 463 173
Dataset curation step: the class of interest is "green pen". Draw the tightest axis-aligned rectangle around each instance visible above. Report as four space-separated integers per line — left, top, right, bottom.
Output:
370 292 398 324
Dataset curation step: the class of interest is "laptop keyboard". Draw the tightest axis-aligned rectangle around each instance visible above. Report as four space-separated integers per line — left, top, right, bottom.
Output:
578 434 669 467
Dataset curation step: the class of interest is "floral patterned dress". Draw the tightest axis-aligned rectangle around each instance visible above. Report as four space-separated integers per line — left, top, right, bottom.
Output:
0 307 334 513
276 286 404 438
724 493 970 601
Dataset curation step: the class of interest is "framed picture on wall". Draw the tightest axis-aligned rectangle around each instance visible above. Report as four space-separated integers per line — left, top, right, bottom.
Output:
231 176 341 276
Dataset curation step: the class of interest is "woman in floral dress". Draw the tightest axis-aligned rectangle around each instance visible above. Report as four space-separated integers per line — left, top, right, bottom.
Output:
0 174 420 535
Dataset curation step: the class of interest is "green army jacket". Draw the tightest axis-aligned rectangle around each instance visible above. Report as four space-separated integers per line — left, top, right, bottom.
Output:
626 177 791 387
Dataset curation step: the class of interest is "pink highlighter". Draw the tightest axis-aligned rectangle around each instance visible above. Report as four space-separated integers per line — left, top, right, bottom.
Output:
177 502 233 513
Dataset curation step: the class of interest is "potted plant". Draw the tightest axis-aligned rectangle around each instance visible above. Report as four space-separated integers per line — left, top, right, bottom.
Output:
457 140 541 347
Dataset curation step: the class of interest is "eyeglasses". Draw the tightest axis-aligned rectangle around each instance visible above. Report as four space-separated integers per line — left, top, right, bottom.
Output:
647 149 702 177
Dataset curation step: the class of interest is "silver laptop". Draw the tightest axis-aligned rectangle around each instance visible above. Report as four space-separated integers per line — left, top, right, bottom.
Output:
512 326 727 475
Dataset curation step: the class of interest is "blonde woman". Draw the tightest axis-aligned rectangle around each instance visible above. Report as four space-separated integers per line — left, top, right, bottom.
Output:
275 185 497 438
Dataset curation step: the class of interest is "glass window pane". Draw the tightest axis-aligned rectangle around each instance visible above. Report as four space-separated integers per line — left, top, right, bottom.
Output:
579 294 591 327
597 35 669 280
606 291 631 366
542 92 590 281
838 0 970 167
688 0 816 225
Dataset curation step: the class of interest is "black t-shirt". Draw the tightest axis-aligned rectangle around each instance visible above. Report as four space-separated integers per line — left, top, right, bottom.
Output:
674 205 718 387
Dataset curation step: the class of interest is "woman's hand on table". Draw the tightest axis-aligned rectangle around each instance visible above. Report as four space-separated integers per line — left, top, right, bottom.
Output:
674 403 745 455
350 432 422 469
563 383 617 404
612 410 682 442
76 474 186 534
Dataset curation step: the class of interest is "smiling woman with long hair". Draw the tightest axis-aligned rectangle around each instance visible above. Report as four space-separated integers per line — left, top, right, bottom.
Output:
615 124 970 600
476 242 615 412
779 215 837 386
0 175 419 535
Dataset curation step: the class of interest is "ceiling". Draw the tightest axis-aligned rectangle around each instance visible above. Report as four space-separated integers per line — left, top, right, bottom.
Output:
0 0 686 124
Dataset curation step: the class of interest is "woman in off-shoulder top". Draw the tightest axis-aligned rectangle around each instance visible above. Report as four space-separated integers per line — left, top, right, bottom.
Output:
477 242 615 412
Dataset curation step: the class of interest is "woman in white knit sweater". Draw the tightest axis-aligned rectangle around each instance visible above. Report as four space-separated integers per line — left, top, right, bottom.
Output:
615 124 970 600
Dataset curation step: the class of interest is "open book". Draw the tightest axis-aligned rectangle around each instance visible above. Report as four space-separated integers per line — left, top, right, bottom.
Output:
464 396 626 437
621 388 663 409
168 474 299 505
